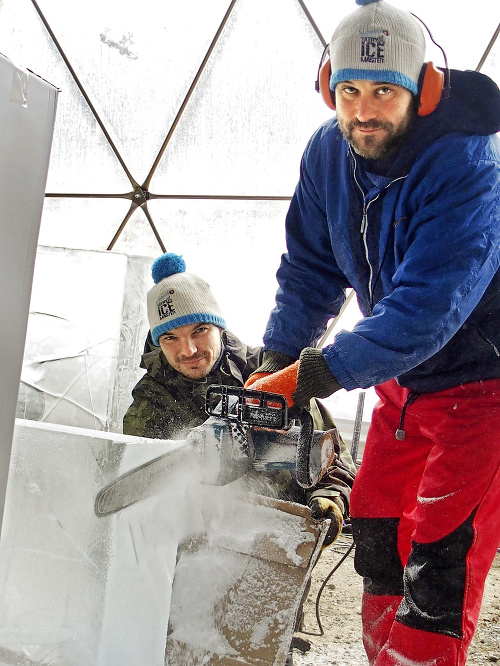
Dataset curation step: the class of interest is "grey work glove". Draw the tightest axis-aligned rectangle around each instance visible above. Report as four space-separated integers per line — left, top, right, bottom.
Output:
293 347 342 408
251 350 297 375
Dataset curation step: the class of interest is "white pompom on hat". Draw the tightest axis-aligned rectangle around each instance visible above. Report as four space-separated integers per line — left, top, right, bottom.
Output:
147 253 226 346
329 0 425 96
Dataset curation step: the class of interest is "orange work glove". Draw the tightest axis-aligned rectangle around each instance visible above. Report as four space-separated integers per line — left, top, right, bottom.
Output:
243 361 299 408
244 372 272 388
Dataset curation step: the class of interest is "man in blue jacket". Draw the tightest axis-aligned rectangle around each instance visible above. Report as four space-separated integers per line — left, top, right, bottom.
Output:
246 1 500 664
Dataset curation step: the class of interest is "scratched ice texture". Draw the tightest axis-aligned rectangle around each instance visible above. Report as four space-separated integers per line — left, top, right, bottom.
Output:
0 421 317 666
0 420 189 665
15 246 152 434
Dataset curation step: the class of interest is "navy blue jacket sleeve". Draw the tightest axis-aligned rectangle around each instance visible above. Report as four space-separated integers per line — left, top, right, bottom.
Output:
264 127 500 391
263 126 351 359
325 134 500 389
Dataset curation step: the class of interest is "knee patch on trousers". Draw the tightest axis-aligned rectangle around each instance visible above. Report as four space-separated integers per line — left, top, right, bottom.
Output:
396 511 475 639
351 517 404 596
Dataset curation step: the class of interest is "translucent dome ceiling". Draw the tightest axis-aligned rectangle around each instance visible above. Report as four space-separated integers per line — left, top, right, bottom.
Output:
0 0 497 259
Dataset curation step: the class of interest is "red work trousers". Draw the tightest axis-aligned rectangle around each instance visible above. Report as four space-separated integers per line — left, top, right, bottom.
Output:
350 378 500 666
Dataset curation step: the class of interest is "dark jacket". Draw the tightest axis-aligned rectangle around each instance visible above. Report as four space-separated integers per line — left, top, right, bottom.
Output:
263 70 500 393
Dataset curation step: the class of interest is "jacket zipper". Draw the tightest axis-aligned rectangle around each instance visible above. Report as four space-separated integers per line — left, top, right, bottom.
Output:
361 197 380 304
351 149 407 306
352 161 381 305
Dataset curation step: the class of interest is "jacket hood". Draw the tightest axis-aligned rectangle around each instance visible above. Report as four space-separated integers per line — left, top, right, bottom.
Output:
365 69 500 179
429 68 500 136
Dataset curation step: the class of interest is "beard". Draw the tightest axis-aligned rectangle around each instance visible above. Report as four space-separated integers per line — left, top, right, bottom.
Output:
339 112 415 160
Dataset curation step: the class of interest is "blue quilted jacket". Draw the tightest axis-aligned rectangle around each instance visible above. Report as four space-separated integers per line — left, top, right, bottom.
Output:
263 70 500 392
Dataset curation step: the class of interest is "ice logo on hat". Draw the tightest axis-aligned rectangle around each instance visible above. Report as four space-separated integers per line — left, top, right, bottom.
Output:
360 30 388 64
158 289 176 320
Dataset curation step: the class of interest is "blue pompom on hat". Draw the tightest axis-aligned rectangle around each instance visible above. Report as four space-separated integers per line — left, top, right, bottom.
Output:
147 252 226 346
151 252 186 283
329 0 426 96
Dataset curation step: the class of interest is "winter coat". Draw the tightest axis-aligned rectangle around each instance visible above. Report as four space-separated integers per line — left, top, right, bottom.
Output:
123 330 356 509
263 70 500 393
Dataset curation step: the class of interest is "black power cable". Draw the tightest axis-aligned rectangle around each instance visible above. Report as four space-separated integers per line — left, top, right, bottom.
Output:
300 535 356 637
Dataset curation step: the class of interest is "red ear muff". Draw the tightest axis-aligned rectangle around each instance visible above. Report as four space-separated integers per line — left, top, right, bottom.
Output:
418 62 445 116
317 58 336 110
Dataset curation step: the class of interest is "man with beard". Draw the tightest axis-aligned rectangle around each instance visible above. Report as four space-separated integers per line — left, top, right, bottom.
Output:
245 1 500 665
123 251 357 665
123 251 264 441
123 251 355 533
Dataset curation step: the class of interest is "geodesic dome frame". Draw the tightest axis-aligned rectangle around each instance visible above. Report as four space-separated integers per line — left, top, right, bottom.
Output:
1 0 498 262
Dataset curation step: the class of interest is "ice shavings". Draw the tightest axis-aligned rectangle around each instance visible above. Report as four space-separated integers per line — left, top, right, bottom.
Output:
165 484 315 662
201 487 314 567
167 547 241 656
222 559 296 645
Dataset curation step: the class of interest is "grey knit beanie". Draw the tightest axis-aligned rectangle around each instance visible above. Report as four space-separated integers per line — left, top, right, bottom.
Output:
330 0 425 96
147 253 226 346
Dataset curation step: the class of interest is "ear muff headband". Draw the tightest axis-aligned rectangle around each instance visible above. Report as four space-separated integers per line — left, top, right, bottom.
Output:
315 57 444 117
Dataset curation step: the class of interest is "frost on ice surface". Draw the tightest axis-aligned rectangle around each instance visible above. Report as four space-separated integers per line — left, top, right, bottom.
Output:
211 496 316 567
0 418 323 666
166 547 241 656
165 485 323 665
0 420 193 666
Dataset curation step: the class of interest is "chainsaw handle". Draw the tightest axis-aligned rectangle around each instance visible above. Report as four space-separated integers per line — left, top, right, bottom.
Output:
205 385 291 429
295 409 315 489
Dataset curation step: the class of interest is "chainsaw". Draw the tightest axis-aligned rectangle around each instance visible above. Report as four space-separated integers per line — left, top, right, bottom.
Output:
94 386 341 517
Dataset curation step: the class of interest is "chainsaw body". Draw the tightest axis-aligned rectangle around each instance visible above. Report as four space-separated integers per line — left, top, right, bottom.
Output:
95 386 338 516
193 385 337 489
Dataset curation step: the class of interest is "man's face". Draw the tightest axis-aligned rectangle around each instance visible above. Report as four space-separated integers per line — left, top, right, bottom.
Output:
159 322 222 380
335 80 416 159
